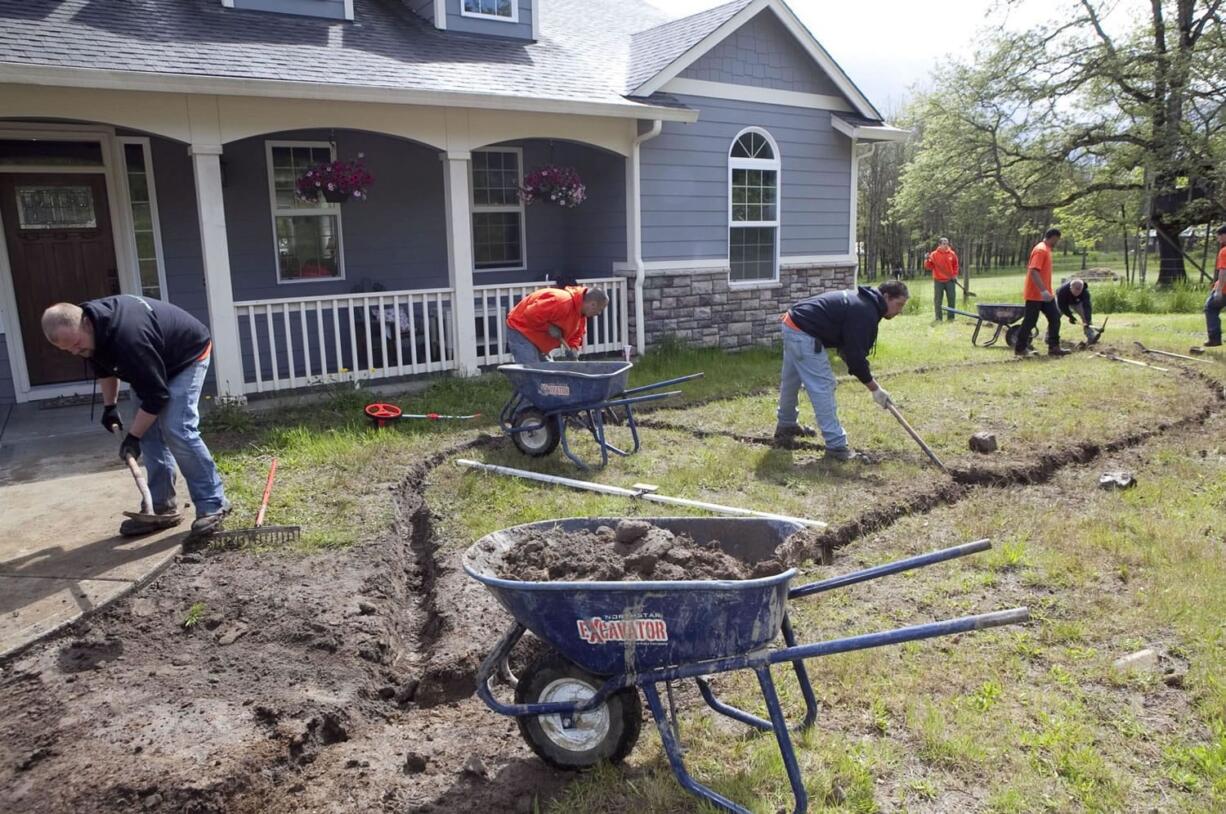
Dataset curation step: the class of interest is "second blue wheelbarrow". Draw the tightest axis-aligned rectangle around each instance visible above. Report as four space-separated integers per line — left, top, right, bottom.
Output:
466 517 1030 813
497 361 701 469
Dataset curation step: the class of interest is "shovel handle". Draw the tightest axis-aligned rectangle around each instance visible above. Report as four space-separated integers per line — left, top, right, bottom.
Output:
125 454 154 515
886 403 948 472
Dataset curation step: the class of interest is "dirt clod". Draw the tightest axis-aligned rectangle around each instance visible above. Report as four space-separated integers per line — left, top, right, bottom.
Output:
493 523 777 582
969 431 998 453
462 755 489 779
404 752 429 774
1099 471 1137 490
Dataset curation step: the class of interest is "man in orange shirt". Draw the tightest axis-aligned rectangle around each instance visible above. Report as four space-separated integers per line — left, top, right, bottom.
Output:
924 237 960 321
1015 228 1070 357
505 285 609 363
1202 224 1226 347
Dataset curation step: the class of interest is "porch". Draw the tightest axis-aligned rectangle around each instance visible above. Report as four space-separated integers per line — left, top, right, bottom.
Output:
0 85 657 404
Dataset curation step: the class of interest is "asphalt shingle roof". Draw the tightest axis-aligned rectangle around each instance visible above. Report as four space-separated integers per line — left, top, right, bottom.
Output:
624 0 754 93
0 0 681 112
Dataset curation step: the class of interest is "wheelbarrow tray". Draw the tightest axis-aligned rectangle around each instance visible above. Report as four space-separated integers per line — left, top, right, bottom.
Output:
976 303 1027 324
463 517 804 676
498 361 632 412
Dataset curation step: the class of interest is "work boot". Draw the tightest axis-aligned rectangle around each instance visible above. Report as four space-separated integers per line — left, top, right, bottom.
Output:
1205 338 1222 348
185 503 231 544
825 446 859 462
1048 346 1071 357
1014 345 1037 358
119 507 183 538
773 424 817 446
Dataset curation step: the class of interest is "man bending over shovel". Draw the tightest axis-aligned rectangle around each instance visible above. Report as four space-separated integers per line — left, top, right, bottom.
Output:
774 281 910 460
42 296 229 540
504 285 609 364
1056 278 1101 344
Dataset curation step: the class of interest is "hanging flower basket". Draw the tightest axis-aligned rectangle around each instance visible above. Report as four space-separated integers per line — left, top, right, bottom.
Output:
520 165 586 208
296 155 374 204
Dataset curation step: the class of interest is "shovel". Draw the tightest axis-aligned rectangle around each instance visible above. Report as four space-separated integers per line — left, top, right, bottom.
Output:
120 453 161 522
1133 341 1206 363
885 402 947 472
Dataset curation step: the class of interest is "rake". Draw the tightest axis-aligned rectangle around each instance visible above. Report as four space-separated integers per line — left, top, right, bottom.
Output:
212 457 301 548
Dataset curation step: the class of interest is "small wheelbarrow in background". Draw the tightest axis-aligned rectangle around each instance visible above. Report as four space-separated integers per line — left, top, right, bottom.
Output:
944 303 1035 348
497 362 702 469
466 517 1029 813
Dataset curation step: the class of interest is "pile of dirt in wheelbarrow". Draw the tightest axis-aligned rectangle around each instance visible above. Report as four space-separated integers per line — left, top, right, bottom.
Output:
493 520 786 582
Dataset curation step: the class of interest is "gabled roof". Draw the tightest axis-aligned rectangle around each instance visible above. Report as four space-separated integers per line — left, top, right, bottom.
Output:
626 0 882 121
0 0 694 121
625 0 755 93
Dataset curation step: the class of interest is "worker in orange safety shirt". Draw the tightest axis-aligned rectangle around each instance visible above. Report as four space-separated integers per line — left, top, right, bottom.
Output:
924 237 960 322
505 285 609 363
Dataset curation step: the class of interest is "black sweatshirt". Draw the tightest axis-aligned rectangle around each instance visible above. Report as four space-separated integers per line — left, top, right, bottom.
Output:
786 286 888 384
1056 281 1092 324
82 295 211 415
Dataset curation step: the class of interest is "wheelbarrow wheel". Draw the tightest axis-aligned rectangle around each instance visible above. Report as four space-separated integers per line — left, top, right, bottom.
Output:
1005 324 1035 349
515 651 641 770
511 408 559 457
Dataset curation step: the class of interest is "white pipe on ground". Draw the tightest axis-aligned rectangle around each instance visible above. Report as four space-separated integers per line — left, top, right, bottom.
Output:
455 458 827 528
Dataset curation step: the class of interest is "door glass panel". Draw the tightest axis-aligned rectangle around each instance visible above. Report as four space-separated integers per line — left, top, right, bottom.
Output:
15 185 97 229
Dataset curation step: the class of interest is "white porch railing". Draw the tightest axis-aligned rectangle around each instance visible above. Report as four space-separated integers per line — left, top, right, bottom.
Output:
233 277 629 395
234 288 456 394
473 276 629 366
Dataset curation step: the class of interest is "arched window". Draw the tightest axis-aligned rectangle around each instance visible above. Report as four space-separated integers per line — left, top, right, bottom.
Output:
728 128 780 282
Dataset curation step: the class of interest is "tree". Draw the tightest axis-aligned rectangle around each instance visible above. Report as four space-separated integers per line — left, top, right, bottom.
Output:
932 0 1225 284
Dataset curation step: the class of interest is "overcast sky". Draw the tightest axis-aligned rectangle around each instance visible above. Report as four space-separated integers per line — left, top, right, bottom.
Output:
643 0 1109 117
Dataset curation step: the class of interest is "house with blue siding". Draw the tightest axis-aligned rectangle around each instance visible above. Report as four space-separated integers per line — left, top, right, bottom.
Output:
0 0 904 405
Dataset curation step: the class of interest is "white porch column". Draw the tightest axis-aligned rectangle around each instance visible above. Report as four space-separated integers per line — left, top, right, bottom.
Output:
442 151 479 376
188 144 243 398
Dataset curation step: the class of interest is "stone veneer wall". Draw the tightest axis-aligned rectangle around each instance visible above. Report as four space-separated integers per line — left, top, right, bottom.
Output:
629 263 856 351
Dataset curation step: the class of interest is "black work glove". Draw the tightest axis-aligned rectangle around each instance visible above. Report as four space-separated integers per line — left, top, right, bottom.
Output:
119 433 142 463
1067 315 1077 324
101 404 123 434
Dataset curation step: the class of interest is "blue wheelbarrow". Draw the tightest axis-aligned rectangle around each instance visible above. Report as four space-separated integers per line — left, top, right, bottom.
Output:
465 517 1030 813
497 361 702 469
943 303 1036 348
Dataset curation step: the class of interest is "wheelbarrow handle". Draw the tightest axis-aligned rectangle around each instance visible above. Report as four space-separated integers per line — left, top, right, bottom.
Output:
769 607 1030 666
789 539 991 600
621 371 704 396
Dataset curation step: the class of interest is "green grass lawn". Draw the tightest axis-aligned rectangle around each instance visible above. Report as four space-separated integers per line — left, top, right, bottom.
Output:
203 295 1226 812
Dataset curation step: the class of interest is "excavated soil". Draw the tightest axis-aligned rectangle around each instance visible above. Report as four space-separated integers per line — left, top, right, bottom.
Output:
491 520 783 582
1 354 1221 813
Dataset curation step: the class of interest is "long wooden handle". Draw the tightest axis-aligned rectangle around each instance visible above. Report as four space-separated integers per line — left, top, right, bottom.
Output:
886 403 948 472
125 454 154 514
254 457 278 528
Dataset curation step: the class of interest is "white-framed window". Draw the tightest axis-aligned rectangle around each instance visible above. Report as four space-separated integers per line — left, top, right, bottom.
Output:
470 147 526 271
728 128 780 283
461 0 518 22
116 137 168 300
265 141 345 284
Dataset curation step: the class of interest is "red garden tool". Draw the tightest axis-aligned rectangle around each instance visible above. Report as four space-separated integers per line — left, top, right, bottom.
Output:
364 402 481 429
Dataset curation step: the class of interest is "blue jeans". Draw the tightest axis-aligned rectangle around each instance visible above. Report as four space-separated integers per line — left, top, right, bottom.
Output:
507 327 545 364
140 357 227 518
1205 293 1223 341
776 324 848 451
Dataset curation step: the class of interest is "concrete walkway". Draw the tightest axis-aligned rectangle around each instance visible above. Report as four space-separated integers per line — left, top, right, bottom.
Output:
0 401 186 659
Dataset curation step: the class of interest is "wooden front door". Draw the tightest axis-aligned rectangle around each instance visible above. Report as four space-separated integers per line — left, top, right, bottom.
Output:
0 173 120 386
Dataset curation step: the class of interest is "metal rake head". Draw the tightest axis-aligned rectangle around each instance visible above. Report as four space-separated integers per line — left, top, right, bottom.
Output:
208 524 302 550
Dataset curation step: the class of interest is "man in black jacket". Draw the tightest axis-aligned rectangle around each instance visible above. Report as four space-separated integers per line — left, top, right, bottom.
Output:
775 281 910 460
42 295 229 539
1056 278 1099 343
